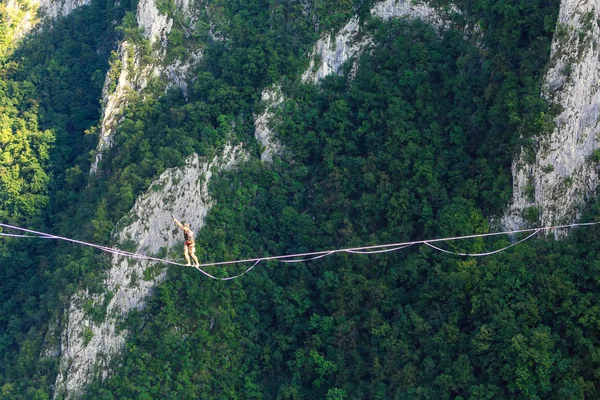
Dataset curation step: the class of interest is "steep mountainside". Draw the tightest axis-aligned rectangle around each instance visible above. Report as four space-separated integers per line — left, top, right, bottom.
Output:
4 0 600 399
504 0 600 230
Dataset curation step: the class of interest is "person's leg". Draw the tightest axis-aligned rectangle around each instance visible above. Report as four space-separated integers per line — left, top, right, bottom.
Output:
184 245 192 266
190 245 199 266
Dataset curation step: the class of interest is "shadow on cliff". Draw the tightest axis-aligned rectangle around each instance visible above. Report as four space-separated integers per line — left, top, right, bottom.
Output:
9 0 137 196
0 0 136 396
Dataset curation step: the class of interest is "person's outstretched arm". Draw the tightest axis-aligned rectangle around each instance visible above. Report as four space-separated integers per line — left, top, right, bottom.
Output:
172 215 184 229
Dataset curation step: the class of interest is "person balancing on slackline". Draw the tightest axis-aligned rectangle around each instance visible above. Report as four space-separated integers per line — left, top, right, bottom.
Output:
172 215 200 267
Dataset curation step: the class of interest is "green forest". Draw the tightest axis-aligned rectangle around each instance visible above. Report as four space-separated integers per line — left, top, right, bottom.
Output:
3 0 600 398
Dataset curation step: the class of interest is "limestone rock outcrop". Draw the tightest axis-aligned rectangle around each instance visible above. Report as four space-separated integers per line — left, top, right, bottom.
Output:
302 0 452 84
54 145 247 399
256 0 453 163
503 1 600 230
3 0 90 45
254 85 284 163
90 0 205 173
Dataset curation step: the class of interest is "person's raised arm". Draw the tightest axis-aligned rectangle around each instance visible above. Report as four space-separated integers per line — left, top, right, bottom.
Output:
172 215 184 229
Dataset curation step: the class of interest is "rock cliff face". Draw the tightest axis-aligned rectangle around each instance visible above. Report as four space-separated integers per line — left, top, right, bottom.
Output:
302 0 451 84
254 85 284 163
137 0 173 45
90 42 146 174
90 0 204 173
37 0 91 19
255 0 453 162
53 145 247 399
301 16 365 84
503 1 600 230
4 0 39 43
3 0 90 44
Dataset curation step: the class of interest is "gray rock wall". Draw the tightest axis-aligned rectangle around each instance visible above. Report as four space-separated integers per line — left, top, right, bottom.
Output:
302 0 452 84
54 146 247 399
255 0 453 163
503 1 600 230
90 0 204 173
3 0 91 44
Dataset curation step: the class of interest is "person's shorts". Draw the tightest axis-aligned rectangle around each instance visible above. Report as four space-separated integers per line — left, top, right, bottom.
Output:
185 241 196 254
